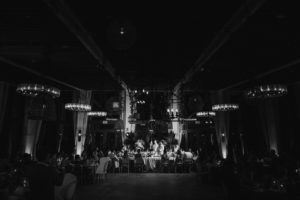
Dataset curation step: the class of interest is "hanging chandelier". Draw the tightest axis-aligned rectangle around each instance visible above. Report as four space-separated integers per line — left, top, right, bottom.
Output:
246 84 288 98
87 111 107 117
16 83 60 98
167 108 179 118
65 103 91 112
137 100 146 104
196 111 216 117
212 104 239 111
132 89 149 95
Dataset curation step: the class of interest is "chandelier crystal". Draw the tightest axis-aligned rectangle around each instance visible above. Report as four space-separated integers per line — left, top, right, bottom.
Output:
196 111 216 117
167 108 179 118
65 103 91 112
137 100 146 104
16 83 60 98
212 104 239 111
87 111 107 117
246 84 288 98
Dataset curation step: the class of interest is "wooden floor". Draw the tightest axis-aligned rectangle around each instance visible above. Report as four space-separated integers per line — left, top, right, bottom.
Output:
75 173 225 200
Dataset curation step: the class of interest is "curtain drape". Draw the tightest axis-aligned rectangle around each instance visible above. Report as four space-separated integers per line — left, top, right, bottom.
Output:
211 91 230 159
73 90 92 156
258 99 280 154
22 97 44 158
0 82 9 137
23 119 42 156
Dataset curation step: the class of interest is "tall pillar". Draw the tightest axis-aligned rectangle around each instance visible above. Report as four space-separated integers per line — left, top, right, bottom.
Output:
170 90 183 145
258 99 280 154
122 89 134 142
211 91 230 159
21 97 44 158
73 90 92 156
23 119 42 156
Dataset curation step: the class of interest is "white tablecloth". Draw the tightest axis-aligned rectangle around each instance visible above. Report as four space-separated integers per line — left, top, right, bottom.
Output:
143 157 161 171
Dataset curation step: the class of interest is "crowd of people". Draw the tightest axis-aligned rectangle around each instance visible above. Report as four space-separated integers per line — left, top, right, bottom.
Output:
1 142 300 200
0 139 200 200
199 149 300 199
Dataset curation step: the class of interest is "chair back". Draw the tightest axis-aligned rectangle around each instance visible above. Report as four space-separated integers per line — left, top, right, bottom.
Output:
122 158 129 165
184 158 193 164
103 161 109 174
64 179 77 200
96 158 110 174
176 158 183 165
135 157 144 165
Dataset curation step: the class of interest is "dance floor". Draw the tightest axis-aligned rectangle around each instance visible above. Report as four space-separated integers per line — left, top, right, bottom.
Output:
75 173 225 200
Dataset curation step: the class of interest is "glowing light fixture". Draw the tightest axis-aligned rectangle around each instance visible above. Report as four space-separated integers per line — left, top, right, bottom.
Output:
212 104 239 111
196 111 216 117
65 103 91 112
106 118 118 121
120 27 125 35
182 118 197 121
167 108 179 118
137 100 146 104
87 111 107 117
246 84 288 98
16 83 60 98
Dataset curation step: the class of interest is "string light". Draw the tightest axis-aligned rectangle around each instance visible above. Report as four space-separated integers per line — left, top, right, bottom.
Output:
137 100 146 104
246 84 288 98
65 103 91 112
196 111 216 117
16 83 60 98
212 104 239 111
87 111 107 117
167 108 179 118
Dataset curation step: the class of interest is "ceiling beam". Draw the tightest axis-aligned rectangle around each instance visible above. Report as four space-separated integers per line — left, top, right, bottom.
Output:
173 0 267 93
43 0 128 91
219 59 300 91
0 56 83 91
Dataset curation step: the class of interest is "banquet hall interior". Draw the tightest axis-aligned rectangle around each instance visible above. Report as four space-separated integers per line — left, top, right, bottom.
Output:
1 0 300 200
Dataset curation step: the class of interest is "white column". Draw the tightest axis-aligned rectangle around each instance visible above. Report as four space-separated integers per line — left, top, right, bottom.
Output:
74 90 92 156
170 90 183 145
211 91 230 159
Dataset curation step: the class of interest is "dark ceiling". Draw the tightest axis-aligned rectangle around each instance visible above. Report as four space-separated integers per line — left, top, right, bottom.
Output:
1 0 299 92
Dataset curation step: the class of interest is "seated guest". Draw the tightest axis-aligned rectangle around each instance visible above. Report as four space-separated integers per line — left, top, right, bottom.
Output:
98 151 104 159
184 149 194 160
144 148 150 156
48 153 58 167
174 144 180 153
23 147 63 200
121 145 127 152
107 150 113 158
167 148 175 159
134 149 144 171
55 165 77 200
157 141 165 156
110 151 120 171
93 150 99 162
81 150 88 161
135 149 142 159
135 139 145 151
149 140 153 151
161 149 169 162
123 151 129 159
152 140 158 153
61 155 72 168
121 151 130 166
96 151 111 182
176 149 184 163
72 155 82 165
